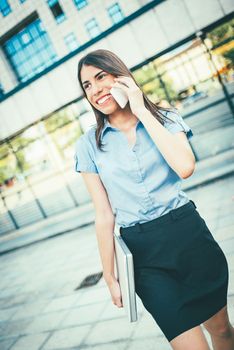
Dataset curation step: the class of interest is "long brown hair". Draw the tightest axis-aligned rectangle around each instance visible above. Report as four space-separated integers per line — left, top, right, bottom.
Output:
77 49 174 151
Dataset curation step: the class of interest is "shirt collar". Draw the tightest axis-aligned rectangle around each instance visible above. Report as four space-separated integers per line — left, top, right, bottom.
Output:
100 119 115 140
100 118 142 140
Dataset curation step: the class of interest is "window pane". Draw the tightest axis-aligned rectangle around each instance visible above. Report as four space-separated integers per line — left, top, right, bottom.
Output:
74 0 88 10
3 19 57 82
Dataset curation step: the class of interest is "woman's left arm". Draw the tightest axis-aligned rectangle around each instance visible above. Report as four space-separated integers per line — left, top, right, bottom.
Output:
134 108 195 179
111 76 195 179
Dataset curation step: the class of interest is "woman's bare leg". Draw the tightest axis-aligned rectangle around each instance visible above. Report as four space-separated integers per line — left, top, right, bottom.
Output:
203 305 234 350
169 325 211 350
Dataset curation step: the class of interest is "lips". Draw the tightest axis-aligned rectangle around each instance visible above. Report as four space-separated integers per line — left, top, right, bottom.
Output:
96 94 112 105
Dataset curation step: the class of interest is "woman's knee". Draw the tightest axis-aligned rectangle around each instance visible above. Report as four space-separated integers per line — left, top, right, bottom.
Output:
203 305 233 339
203 321 233 339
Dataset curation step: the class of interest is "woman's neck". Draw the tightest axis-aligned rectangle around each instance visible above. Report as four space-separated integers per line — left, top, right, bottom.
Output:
107 107 138 131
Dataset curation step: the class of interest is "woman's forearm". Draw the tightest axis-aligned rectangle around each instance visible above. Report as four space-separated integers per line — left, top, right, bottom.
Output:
136 108 195 178
95 214 116 285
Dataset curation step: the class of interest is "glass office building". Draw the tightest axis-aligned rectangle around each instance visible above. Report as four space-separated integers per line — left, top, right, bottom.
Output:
0 0 233 235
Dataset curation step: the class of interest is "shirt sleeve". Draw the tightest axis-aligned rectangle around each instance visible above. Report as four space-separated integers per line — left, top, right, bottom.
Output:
163 110 193 140
74 135 98 174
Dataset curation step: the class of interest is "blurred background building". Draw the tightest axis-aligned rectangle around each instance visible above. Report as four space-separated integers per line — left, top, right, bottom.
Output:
0 0 233 235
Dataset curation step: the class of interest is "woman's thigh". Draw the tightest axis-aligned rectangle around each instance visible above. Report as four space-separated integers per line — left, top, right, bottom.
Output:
170 325 210 350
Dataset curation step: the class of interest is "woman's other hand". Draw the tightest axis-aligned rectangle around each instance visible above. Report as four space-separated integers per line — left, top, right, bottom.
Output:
106 276 123 308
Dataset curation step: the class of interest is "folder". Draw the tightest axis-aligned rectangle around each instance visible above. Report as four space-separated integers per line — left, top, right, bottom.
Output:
113 224 138 322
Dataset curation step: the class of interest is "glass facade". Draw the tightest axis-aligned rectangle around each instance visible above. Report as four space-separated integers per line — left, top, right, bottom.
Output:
64 33 79 52
0 0 11 16
2 19 58 83
47 0 66 24
108 3 124 24
73 0 88 10
0 99 90 234
85 18 100 39
133 27 234 111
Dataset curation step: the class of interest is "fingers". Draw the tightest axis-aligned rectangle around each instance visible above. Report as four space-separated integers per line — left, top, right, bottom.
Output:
112 296 123 308
114 299 123 308
115 76 136 87
111 81 129 91
115 76 133 83
114 77 129 87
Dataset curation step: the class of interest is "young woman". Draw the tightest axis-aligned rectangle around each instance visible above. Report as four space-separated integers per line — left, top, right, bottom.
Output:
74 49 233 350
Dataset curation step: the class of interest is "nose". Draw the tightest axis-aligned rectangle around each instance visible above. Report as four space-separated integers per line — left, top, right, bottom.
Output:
92 82 103 96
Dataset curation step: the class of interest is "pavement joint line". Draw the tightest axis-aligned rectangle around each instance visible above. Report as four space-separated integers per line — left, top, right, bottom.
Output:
38 332 53 350
78 299 112 348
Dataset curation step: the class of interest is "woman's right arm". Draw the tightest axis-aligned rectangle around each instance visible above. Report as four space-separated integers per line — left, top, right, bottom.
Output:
80 172 123 307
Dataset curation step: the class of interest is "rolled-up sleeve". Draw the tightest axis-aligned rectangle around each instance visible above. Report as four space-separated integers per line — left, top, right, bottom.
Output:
164 110 193 140
74 135 98 174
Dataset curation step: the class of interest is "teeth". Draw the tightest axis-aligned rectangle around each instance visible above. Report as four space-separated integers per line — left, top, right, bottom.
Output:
97 95 111 105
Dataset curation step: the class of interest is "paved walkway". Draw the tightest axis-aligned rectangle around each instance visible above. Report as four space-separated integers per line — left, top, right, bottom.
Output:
0 170 233 348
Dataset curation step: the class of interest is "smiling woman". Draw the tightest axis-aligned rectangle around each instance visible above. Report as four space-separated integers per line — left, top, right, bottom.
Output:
74 49 233 350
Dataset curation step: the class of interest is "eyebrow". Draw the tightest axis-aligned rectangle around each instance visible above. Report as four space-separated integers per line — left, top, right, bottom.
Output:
82 70 105 86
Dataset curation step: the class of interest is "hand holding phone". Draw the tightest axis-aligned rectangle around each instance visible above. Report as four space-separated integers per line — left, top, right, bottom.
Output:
110 87 129 108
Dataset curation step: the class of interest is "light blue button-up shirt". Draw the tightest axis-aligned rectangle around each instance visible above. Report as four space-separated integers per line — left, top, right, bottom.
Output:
74 110 193 228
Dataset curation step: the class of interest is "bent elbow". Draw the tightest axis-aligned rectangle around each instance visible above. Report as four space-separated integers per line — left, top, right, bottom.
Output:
181 162 196 179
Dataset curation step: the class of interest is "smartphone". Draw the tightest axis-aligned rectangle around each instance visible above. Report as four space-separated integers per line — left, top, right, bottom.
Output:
110 87 129 108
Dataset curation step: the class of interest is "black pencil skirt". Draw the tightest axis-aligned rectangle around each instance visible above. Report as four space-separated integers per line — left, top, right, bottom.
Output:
119 200 229 342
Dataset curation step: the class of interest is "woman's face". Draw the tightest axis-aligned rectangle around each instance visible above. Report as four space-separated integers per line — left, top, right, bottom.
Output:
80 64 121 114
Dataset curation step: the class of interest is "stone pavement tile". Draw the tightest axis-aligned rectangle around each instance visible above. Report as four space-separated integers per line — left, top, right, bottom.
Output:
227 255 234 270
220 237 234 256
131 311 163 339
10 333 49 350
201 324 215 348
61 301 106 328
126 336 171 350
228 270 234 292
41 324 91 349
83 318 135 346
0 306 19 322
216 224 234 242
0 295 18 309
42 294 79 313
53 281 84 298
99 299 144 323
0 337 18 350
24 310 68 333
0 286 22 299
0 293 32 309
0 319 32 338
98 301 129 321
217 214 234 230
75 286 110 307
86 339 128 350
96 277 106 288
227 295 234 324
11 301 50 321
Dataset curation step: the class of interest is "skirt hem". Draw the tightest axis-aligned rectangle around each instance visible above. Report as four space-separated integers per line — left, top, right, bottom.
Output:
167 299 228 342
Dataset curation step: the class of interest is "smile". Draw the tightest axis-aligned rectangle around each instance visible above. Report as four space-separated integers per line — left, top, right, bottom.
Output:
96 94 112 105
